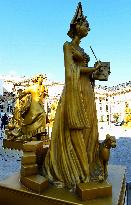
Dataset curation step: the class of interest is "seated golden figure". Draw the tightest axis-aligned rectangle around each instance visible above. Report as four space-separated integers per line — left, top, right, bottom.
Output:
6 74 48 141
20 74 48 139
44 3 108 189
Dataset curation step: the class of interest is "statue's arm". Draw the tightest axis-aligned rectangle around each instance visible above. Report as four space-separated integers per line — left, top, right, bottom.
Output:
63 42 73 82
80 61 102 74
18 87 31 99
80 67 98 74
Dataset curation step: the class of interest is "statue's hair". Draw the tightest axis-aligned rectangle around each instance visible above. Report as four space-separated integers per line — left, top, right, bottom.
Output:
67 2 90 39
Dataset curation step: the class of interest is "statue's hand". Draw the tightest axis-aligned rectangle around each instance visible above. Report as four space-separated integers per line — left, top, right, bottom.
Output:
95 60 102 70
18 93 25 100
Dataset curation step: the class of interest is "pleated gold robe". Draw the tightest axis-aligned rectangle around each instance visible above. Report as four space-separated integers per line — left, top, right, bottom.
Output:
45 42 99 188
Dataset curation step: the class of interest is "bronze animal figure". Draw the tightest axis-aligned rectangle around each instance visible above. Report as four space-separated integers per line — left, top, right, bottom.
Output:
99 134 116 178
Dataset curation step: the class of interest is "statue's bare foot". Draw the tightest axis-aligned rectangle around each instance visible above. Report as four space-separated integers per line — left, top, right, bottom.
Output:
104 172 108 179
83 176 89 183
98 175 104 182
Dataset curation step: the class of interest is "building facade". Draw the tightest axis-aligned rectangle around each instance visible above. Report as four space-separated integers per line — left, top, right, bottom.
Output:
95 81 131 125
0 74 130 126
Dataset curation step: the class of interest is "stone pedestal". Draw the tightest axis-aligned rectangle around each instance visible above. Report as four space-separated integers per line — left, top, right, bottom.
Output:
76 181 112 200
21 152 36 165
3 138 50 150
3 139 23 150
22 141 43 152
0 165 126 205
20 141 48 193
20 175 48 194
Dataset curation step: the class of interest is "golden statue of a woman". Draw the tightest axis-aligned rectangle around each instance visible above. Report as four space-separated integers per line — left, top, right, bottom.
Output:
44 3 107 189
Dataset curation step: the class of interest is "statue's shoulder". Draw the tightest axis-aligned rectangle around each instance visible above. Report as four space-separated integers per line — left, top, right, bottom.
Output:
29 84 37 92
63 41 71 49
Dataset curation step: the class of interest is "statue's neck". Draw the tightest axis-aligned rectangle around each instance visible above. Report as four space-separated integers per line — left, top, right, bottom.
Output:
71 36 81 46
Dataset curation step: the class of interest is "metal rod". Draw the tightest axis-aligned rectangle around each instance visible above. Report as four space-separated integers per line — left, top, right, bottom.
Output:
90 46 98 61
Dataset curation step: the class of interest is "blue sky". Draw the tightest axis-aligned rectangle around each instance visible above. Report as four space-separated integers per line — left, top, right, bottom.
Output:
0 0 131 86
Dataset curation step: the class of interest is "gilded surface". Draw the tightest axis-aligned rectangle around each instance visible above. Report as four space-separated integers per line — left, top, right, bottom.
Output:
0 165 126 205
6 74 48 141
124 102 131 127
44 2 112 189
99 134 116 178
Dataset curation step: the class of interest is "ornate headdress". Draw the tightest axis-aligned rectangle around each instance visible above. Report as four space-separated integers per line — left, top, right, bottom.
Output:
67 2 90 38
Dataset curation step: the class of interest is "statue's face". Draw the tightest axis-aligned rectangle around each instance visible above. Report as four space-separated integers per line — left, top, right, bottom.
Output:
38 76 43 84
76 21 89 38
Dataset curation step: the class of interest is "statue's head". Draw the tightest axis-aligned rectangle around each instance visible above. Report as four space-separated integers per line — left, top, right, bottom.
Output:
105 134 116 148
32 74 47 84
67 2 90 39
17 89 23 95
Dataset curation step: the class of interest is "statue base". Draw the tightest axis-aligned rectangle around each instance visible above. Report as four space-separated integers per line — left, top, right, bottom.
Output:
76 181 112 200
3 139 23 150
0 165 126 205
3 139 50 150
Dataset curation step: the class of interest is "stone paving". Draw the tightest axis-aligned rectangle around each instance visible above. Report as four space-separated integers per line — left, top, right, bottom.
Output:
0 131 22 181
109 137 131 182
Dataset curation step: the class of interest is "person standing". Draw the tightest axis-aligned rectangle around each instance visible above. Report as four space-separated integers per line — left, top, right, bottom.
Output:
1 113 8 130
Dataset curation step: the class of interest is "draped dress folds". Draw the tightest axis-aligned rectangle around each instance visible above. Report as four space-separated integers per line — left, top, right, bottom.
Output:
45 42 99 188
20 85 46 138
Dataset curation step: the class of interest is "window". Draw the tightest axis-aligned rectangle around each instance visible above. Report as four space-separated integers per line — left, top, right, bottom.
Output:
106 105 108 111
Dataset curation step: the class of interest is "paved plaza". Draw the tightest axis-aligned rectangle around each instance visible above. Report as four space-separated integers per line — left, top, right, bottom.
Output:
0 131 22 181
0 125 131 203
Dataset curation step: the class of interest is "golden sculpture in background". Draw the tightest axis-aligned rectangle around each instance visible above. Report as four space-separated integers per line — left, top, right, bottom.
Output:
48 99 58 127
6 74 48 142
44 2 112 191
124 102 131 127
